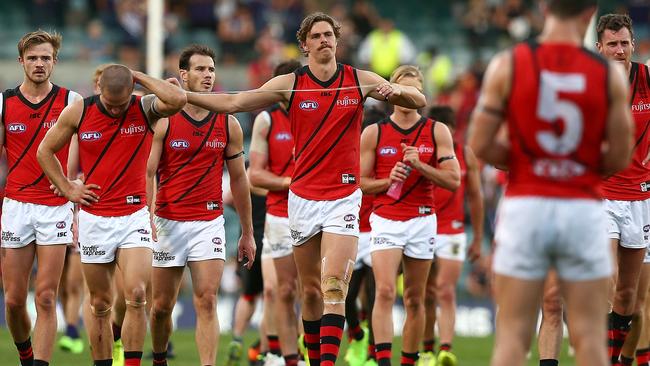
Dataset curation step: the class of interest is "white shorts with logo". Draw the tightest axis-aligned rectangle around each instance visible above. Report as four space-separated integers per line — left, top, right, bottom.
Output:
369 213 436 260
153 215 226 267
354 232 372 269
1 198 73 248
605 198 650 250
435 233 468 261
494 197 611 281
78 207 152 264
288 189 362 245
263 213 293 259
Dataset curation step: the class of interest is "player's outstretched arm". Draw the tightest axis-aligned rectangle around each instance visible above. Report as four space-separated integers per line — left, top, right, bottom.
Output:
186 73 294 114
248 111 291 191
602 61 634 176
225 115 255 269
37 100 100 206
357 69 426 109
133 70 187 119
360 124 390 194
468 51 511 167
403 122 460 190
465 146 484 262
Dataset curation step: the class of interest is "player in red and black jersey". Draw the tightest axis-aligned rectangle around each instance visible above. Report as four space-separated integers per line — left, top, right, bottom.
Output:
248 59 302 365
185 12 426 366
360 66 459 366
0 30 82 366
595 14 650 366
469 1 633 365
37 64 186 366
146 44 255 366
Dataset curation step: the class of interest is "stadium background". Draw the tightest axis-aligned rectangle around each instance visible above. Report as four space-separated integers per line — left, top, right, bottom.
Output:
0 0 647 365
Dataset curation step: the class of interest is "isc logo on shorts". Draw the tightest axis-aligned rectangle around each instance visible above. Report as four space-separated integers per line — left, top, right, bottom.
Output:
170 139 189 149
7 123 27 133
379 146 397 156
80 131 102 141
299 100 319 111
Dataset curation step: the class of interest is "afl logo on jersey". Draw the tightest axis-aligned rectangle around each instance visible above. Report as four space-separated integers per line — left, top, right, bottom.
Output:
80 131 102 141
170 139 190 150
7 123 27 133
379 146 397 156
275 132 291 141
299 100 319 111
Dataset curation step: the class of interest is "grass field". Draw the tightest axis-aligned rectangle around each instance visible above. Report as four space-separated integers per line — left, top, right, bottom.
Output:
0 329 578 365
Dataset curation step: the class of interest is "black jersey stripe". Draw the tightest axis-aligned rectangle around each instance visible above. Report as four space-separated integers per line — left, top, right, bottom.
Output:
172 151 221 204
294 73 345 160
18 173 45 191
292 103 362 184
101 128 150 194
7 93 58 175
84 110 130 182
158 114 217 187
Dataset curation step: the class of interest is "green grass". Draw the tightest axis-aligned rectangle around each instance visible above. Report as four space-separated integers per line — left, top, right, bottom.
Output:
0 328 578 365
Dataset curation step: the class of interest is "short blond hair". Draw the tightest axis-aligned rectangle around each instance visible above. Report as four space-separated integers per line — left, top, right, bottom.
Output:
389 65 424 90
18 30 62 58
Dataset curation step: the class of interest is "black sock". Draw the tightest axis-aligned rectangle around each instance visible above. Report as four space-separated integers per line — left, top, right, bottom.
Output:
540 360 558 366
33 360 49 366
124 351 143 361
376 343 392 366
112 323 122 342
94 360 113 366
284 354 299 366
15 337 33 366
153 351 167 366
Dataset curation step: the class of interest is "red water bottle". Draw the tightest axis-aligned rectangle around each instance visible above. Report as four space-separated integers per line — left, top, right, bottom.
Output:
386 165 412 199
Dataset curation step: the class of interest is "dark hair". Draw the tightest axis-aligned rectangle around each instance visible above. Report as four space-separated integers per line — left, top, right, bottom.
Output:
597 14 634 41
546 0 596 19
179 44 216 71
99 64 134 95
296 12 341 55
18 30 62 58
427 105 456 130
362 106 387 130
274 59 302 77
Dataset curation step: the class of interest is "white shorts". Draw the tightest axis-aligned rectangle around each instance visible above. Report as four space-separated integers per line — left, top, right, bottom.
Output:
153 215 226 267
78 207 153 264
494 197 612 281
1 198 73 248
435 233 467 261
288 189 362 245
354 232 372 269
605 199 650 249
369 213 437 260
262 213 293 259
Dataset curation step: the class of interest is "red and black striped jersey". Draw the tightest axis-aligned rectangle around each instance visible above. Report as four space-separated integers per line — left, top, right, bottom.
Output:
1 84 80 205
264 104 294 217
505 41 609 199
372 117 437 221
288 63 363 200
155 111 228 221
434 142 467 235
78 95 152 216
602 62 650 200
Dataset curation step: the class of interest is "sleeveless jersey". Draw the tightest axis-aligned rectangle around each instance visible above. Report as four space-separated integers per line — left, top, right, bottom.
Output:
435 142 467 234
288 63 364 200
2 85 77 205
505 42 609 199
602 62 650 201
373 117 437 221
156 111 229 221
359 193 374 233
265 104 294 217
78 95 152 216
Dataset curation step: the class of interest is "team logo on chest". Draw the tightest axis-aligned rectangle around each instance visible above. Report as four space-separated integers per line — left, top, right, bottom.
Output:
336 95 360 108
275 132 291 141
80 131 102 141
170 139 190 150
632 100 650 113
206 139 226 149
299 100 319 111
418 144 435 154
7 123 26 134
121 123 146 136
379 146 397 156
